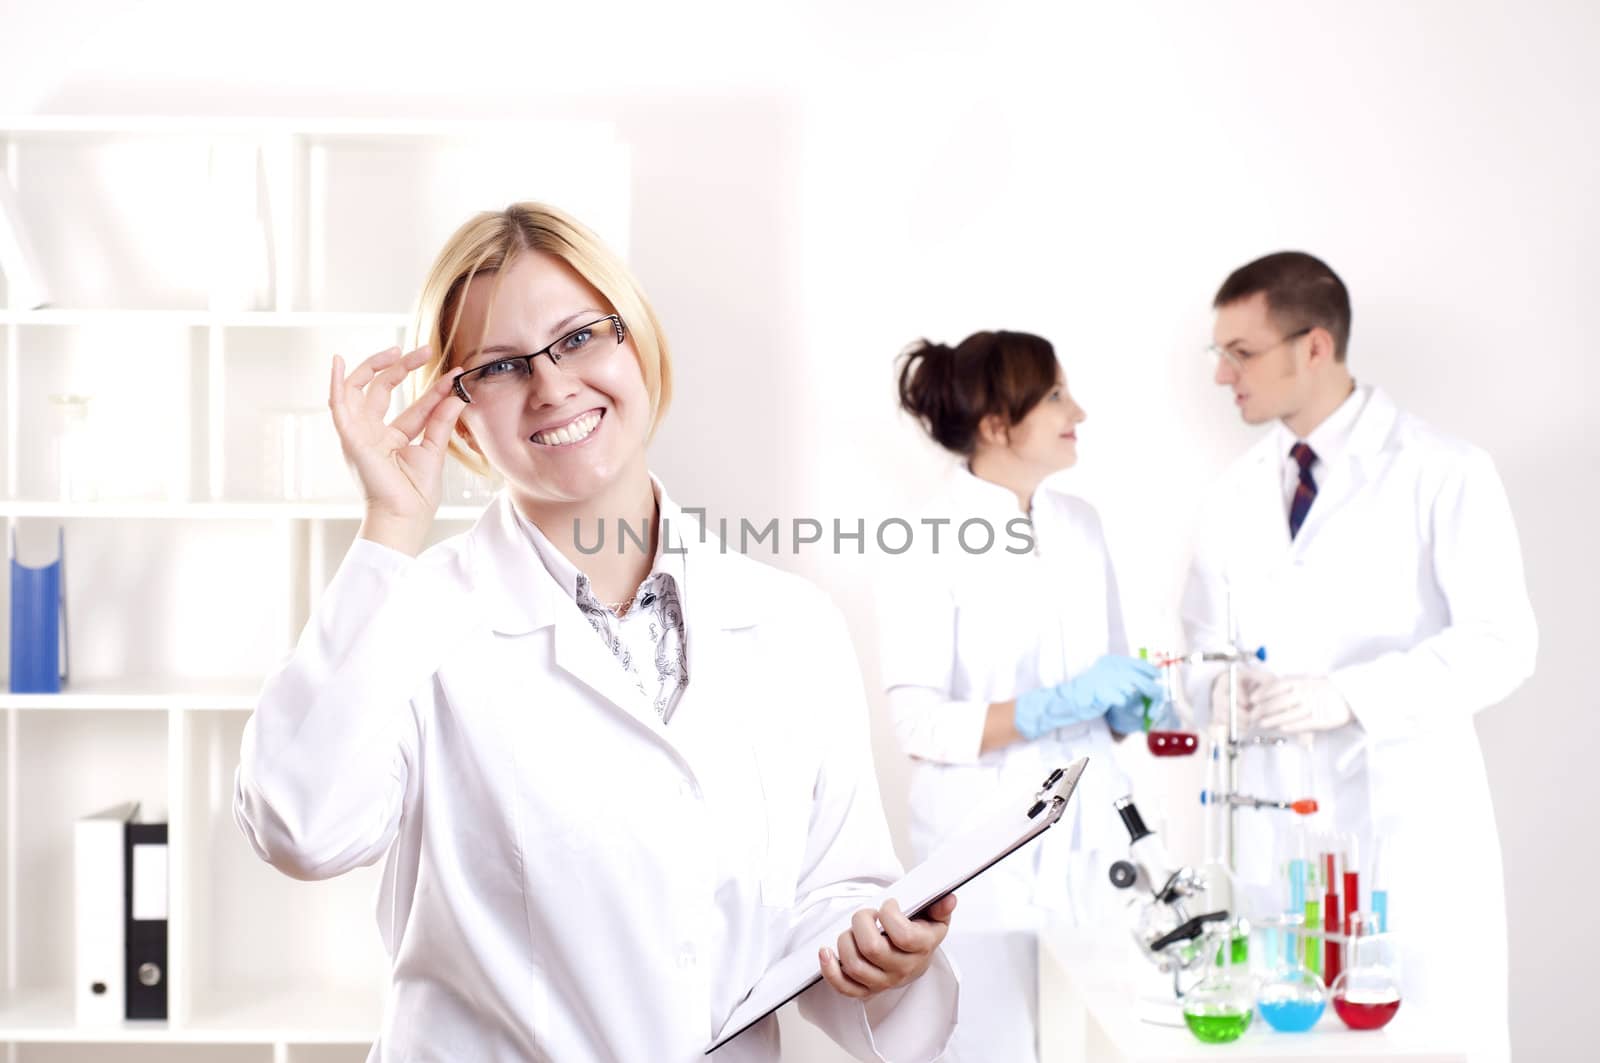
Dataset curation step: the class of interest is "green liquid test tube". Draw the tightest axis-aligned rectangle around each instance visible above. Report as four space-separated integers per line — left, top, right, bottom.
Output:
1305 899 1322 975
1138 647 1153 731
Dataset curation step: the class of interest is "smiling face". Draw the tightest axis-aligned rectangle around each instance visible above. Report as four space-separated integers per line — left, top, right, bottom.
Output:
978 367 1086 477
449 251 653 512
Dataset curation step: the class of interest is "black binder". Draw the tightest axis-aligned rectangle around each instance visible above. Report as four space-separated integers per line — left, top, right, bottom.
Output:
124 821 168 1020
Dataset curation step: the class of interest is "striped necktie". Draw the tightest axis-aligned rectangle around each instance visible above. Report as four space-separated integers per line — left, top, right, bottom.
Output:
1288 441 1318 539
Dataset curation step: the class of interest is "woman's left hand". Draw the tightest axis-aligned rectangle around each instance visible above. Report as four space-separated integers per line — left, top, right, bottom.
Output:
818 894 957 999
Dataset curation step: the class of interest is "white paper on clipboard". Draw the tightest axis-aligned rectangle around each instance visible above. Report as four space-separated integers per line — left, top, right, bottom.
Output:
704 757 1089 1054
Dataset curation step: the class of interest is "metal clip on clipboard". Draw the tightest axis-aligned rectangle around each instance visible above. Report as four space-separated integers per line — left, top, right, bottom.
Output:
705 757 1090 1053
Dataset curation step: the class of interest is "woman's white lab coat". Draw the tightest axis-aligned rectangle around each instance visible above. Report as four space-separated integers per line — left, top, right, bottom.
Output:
234 487 958 1063
876 465 1131 931
1181 387 1535 1060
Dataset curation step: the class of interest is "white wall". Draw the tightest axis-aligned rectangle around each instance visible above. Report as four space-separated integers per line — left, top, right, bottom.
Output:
783 8 1597 1059
4 1 1595 1059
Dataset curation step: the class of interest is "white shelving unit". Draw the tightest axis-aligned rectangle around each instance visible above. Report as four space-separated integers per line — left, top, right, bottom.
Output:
0 116 632 1061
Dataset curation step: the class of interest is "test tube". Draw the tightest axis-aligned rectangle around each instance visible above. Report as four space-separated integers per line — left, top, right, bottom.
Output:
1287 822 1308 966
1324 849 1342 986
1137 648 1152 730
1304 858 1322 976
1343 833 1360 937
1370 834 1389 933
1286 859 1304 967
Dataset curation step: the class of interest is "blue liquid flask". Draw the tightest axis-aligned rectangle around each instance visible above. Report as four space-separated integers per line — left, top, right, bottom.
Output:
1258 966 1327 1032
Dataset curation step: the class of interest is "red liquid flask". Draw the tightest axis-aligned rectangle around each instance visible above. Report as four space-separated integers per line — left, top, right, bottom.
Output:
1329 912 1400 1030
1332 995 1401 1030
1146 730 1198 757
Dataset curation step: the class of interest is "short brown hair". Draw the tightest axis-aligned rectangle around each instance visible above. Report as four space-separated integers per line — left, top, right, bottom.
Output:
1214 251 1352 361
896 331 1058 456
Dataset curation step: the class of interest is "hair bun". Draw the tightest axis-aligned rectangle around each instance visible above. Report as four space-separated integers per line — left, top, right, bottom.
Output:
896 330 1058 457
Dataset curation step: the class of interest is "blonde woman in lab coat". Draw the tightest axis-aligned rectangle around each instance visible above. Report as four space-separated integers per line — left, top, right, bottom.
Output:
1184 251 1536 1062
878 332 1162 1063
234 203 960 1063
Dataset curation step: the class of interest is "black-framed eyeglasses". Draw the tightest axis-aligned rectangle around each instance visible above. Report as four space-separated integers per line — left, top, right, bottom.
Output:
452 314 627 403
1204 326 1311 371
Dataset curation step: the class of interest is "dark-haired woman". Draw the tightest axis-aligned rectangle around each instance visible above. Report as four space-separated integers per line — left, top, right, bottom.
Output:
876 331 1161 1062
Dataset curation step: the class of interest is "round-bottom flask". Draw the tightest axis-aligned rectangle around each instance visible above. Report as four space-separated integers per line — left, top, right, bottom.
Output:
1257 966 1327 1032
1181 925 1254 1044
1330 912 1401 1031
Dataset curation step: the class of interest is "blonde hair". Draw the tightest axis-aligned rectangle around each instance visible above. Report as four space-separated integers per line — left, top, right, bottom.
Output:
413 202 673 476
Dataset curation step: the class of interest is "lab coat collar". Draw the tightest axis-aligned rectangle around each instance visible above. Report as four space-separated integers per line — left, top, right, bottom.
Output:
1248 384 1399 474
1342 385 1401 468
1274 382 1370 470
1243 385 1402 552
509 477 688 611
948 461 1037 518
465 477 758 637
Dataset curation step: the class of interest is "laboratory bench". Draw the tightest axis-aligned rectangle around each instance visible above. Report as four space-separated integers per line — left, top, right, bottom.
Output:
1038 926 1466 1062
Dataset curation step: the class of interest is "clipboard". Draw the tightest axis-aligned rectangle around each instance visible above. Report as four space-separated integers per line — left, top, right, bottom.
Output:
705 757 1089 1054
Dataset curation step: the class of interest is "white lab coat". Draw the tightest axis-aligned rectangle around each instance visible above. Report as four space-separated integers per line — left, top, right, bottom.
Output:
234 486 958 1063
877 465 1131 930
877 466 1133 1062
1181 387 1535 1060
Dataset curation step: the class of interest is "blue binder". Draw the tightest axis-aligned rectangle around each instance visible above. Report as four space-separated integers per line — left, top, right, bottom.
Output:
9 527 67 694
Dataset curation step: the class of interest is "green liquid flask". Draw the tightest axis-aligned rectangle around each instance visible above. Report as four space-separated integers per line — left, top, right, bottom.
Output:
1182 922 1254 1045
1185 1007 1254 1044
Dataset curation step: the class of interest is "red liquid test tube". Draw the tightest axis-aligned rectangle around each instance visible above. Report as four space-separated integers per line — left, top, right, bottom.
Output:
1325 891 1342 986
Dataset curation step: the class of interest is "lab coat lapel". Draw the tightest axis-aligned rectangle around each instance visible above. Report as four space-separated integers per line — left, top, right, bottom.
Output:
1287 390 1396 555
1240 442 1292 569
468 493 665 736
468 494 564 635
466 488 767 751
659 509 763 762
551 602 665 732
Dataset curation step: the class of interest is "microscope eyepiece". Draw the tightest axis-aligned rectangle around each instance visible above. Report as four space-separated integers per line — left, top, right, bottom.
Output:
1114 795 1152 842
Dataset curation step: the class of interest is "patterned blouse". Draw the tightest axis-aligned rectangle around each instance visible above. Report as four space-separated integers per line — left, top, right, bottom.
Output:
573 570 688 721
513 507 689 723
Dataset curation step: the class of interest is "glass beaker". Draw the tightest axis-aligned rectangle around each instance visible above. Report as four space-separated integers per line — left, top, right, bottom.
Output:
47 394 96 502
1182 923 1254 1044
1257 965 1327 1032
1330 912 1401 1030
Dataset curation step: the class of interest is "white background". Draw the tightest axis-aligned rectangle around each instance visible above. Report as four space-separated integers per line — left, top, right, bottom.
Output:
1 1 1594 1058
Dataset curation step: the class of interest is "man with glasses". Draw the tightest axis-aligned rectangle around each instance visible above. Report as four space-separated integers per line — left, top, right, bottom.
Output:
1181 252 1534 1061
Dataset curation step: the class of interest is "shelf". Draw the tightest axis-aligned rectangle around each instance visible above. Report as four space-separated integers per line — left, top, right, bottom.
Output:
0 988 175 1044
184 985 382 1044
0 115 608 139
0 501 489 521
0 310 412 328
0 985 379 1044
0 677 262 711
0 114 625 1054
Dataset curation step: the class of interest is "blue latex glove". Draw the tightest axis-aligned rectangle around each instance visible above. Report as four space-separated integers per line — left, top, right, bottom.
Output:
1014 655 1163 740
1108 690 1175 736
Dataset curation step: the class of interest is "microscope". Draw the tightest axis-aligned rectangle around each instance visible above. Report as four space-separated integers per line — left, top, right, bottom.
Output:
1107 795 1239 1024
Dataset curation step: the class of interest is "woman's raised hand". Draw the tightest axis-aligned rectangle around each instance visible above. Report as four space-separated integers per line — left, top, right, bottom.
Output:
329 345 466 557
